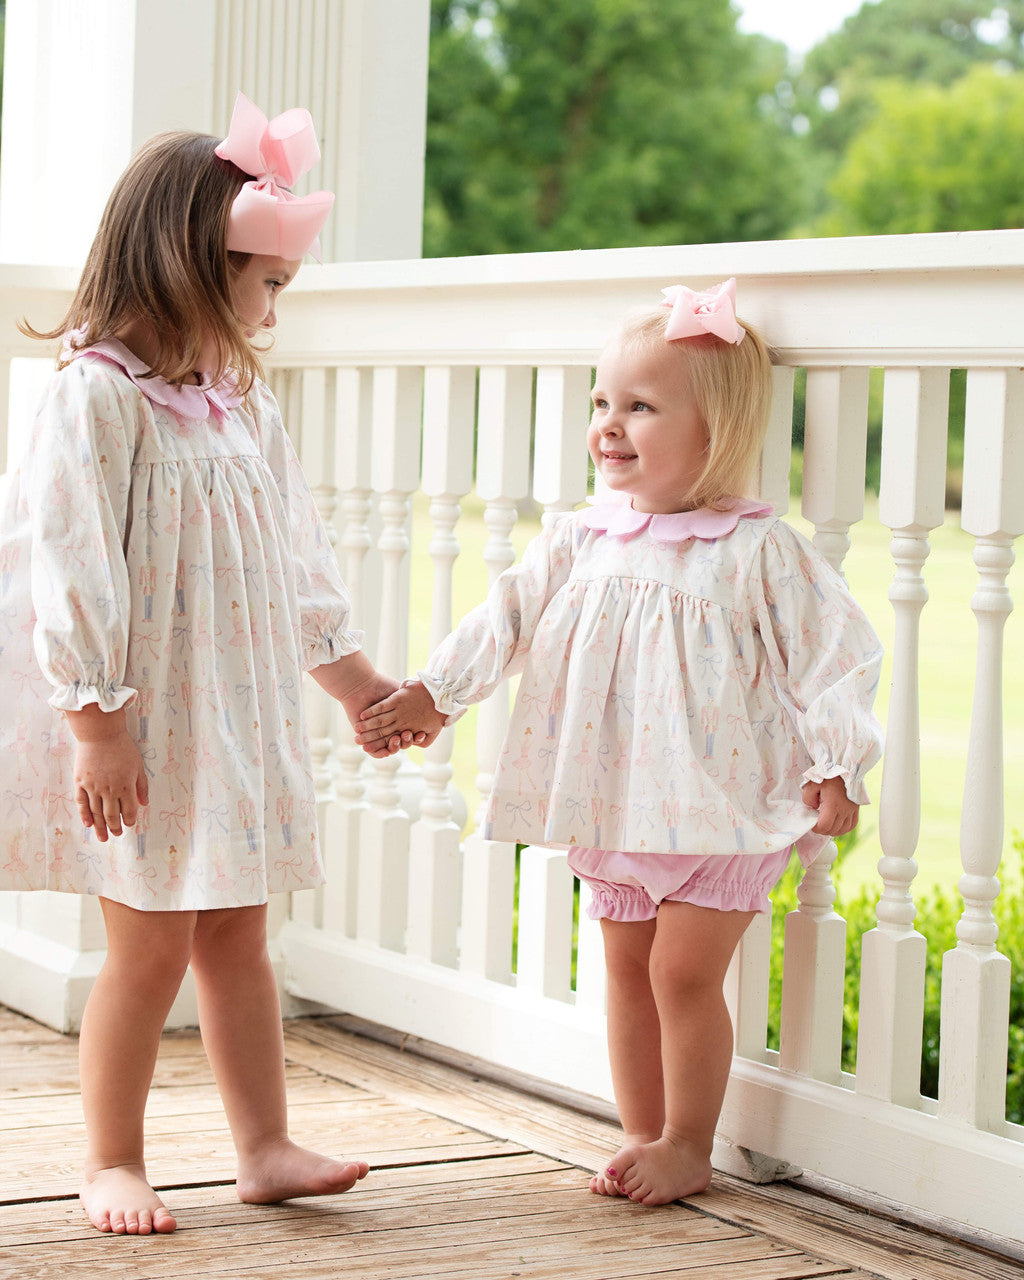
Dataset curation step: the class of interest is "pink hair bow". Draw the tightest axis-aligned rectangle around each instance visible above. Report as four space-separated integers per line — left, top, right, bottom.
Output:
215 92 335 262
661 278 745 345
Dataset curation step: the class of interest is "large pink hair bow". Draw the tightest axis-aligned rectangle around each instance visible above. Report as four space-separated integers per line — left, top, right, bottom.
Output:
661 278 746 345
215 92 335 262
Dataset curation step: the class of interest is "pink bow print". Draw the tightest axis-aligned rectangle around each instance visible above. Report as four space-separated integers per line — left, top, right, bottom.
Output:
661 278 745 345
215 92 335 262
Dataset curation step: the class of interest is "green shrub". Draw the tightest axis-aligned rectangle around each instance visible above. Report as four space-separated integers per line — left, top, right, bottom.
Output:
767 835 1024 1122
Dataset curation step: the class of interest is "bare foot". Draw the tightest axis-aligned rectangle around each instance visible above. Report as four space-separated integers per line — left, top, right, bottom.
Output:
80 1163 177 1234
236 1138 370 1204
590 1133 658 1197
604 1134 712 1206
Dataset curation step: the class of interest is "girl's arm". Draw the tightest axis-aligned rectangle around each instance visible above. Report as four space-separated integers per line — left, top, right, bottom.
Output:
755 523 884 806
409 514 578 723
29 365 139 717
355 515 579 753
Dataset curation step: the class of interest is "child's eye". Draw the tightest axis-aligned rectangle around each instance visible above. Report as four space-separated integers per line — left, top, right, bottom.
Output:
591 397 608 410
633 401 653 412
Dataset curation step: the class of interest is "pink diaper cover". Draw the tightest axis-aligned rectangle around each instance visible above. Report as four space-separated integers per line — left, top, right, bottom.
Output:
566 846 794 921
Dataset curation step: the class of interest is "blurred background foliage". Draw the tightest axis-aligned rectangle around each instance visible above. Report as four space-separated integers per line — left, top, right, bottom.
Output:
424 0 1024 256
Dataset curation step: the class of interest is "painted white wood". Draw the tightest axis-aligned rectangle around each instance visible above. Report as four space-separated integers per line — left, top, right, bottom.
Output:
321 369 374 939
759 366 795 517
532 366 593 510
856 368 948 1106
331 0 430 260
778 854 846 1085
458 365 532 982
801 367 869 569
573 904 607 1014
515 847 575 1003
726 911 772 1065
778 366 869 1084
405 367 475 965
939 369 1023 1130
357 367 421 949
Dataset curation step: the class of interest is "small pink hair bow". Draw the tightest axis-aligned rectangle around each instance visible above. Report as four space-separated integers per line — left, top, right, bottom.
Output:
215 92 335 262
661 278 746 345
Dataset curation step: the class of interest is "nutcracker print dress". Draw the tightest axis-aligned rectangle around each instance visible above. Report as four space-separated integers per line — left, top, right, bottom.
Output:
0 341 361 910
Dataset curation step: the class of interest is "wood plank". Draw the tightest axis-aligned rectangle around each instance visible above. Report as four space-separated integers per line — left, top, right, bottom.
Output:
697 1181 1024 1280
0 1154 563 1238
1 1008 1015 1280
0 1199 848 1280
286 1017 1024 1280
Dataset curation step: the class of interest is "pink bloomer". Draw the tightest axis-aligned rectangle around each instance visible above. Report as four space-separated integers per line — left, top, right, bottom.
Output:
566 846 794 921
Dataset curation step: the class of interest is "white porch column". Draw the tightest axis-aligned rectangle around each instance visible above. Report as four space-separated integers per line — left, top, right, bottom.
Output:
0 0 430 1030
0 0 428 265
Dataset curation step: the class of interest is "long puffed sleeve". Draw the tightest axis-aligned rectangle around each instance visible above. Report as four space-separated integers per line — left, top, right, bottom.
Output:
252 383 363 669
754 521 883 804
420 513 578 720
27 364 140 712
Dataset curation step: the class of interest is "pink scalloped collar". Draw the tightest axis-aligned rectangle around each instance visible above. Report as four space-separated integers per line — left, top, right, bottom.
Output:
579 495 773 542
66 335 243 424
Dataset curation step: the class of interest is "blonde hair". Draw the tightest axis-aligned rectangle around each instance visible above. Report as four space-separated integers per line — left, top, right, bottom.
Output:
21 132 264 396
616 305 774 510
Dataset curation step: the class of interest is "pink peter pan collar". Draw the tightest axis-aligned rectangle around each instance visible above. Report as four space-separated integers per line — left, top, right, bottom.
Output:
579 494 772 542
65 333 243 424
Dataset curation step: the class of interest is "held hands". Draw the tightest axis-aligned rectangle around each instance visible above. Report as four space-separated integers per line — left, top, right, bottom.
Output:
801 775 859 839
67 707 149 842
354 680 446 757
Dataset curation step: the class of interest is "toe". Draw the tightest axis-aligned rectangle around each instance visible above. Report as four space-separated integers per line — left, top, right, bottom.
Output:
153 1207 177 1234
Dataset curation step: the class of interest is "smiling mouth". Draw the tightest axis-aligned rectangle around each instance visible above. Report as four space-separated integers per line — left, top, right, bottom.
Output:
602 452 636 461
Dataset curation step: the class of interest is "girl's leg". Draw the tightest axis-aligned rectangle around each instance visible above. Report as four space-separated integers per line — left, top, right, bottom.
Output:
608 902 755 1206
79 899 196 1234
188 904 369 1203
591 916 660 1196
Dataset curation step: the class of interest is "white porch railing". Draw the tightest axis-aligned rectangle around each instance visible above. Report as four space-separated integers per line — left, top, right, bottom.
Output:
2 231 1023 1244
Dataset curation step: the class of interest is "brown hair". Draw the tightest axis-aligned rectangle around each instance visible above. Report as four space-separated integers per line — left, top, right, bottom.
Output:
21 132 264 395
615 305 774 510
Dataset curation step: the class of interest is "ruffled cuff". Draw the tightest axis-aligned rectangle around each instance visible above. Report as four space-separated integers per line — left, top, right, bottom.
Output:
418 670 468 727
303 627 365 672
801 761 872 807
48 680 137 714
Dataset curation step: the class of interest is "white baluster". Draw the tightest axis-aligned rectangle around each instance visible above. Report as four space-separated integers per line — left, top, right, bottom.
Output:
321 368 374 938
758 365 796 517
725 912 772 1063
357 365 422 950
516 847 575 1002
458 365 532 982
573 904 607 1013
857 368 948 1105
938 368 1022 1130
533 365 593 517
779 366 869 1082
802 367 870 570
298 367 336 800
406 366 475 966
291 366 334 930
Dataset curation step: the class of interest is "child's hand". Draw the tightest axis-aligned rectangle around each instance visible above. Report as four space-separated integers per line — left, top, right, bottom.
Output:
354 680 446 756
310 654 429 757
73 732 150 842
802 776 859 838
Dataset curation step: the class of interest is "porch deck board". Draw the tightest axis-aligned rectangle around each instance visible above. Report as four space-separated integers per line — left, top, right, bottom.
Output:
1 1008 1017 1280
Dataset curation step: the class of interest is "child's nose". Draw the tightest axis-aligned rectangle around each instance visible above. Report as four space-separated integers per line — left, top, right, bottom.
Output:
262 305 277 330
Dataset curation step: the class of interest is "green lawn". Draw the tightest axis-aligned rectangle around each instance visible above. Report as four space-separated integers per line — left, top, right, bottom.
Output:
404 494 1024 898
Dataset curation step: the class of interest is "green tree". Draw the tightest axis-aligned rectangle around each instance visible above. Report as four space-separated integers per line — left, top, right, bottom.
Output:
822 65 1024 234
795 1 1024 188
424 0 808 256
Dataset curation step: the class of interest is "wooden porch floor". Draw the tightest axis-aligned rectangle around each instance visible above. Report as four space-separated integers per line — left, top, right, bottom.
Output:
1 1006 1020 1280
